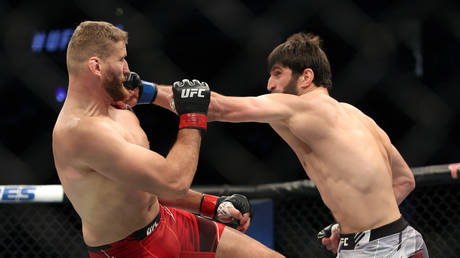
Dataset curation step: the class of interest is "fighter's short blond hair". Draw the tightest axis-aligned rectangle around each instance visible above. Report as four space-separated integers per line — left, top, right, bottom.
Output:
66 21 128 74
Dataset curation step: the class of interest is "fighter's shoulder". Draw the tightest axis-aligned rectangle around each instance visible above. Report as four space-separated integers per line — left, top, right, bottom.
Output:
56 115 115 143
340 102 369 119
264 92 315 109
53 117 113 165
110 105 141 125
297 93 335 114
339 102 360 111
78 116 118 138
340 102 389 138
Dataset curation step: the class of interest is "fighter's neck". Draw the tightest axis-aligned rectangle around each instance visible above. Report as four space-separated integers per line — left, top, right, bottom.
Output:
299 85 329 96
65 79 112 116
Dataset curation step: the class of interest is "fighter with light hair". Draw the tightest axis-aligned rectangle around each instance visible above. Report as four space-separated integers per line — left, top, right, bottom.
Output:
53 20 284 258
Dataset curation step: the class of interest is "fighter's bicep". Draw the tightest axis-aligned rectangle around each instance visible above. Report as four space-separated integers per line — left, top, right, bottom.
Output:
209 93 295 123
75 123 169 191
238 95 297 123
104 143 175 191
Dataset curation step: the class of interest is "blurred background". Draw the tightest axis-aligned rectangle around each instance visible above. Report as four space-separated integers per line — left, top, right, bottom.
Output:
1 0 459 187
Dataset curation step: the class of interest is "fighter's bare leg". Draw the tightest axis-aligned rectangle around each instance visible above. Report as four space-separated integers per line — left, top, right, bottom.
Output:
215 226 285 258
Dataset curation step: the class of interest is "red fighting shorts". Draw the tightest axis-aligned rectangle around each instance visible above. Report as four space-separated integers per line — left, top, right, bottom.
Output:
88 205 226 258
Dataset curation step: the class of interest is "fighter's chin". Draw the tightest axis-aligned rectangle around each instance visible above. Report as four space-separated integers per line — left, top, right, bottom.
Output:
107 86 130 102
120 86 130 100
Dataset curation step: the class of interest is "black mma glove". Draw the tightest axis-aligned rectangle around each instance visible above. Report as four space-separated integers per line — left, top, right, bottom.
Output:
172 79 210 132
318 223 340 253
200 194 253 228
317 223 340 239
123 71 158 104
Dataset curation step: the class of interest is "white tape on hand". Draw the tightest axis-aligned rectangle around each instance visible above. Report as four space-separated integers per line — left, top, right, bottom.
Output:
332 224 340 234
170 100 176 111
216 201 234 219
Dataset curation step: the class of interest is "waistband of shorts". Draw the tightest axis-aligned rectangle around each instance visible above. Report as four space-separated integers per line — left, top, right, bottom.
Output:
339 216 408 250
87 211 161 252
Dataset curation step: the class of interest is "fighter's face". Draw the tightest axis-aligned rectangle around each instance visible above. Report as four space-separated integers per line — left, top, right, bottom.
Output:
101 42 130 102
281 74 300 95
102 67 128 101
267 64 300 95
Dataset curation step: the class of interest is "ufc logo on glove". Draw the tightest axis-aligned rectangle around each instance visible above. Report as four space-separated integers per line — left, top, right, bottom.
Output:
181 88 206 98
172 79 210 132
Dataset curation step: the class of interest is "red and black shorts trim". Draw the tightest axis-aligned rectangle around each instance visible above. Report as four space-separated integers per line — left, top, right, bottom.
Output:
87 205 226 258
87 211 161 252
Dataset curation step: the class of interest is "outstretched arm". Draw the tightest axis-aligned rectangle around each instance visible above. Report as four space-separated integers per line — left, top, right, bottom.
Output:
129 74 299 124
208 91 296 123
153 85 175 113
153 88 299 123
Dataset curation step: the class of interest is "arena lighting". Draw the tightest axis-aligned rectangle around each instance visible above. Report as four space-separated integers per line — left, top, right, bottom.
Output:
31 24 124 53
31 29 74 53
55 86 67 102
31 24 124 103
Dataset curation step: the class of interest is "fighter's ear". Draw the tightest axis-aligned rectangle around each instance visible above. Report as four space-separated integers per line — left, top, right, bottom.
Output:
88 57 102 76
300 68 314 89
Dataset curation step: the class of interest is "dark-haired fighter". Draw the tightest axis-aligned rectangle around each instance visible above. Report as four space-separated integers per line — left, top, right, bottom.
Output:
154 32 428 257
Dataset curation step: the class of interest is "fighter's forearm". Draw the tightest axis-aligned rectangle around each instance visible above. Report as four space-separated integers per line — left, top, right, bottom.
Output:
161 129 201 198
159 189 202 214
152 84 175 113
207 91 251 122
393 180 415 205
157 79 209 199
207 91 225 122
208 91 290 124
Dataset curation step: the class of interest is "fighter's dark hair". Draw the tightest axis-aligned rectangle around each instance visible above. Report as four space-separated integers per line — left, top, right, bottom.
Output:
267 32 332 89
